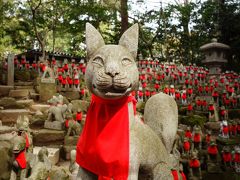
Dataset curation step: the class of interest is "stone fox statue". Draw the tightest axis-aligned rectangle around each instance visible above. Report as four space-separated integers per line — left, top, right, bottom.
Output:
76 23 178 180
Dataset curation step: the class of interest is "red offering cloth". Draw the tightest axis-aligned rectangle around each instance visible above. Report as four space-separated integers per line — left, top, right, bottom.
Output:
25 134 30 149
181 93 187 100
76 95 136 179
189 159 200 168
74 79 79 85
65 119 69 128
15 150 27 169
187 104 193 111
194 134 201 142
180 171 186 180
138 91 143 97
175 92 180 100
145 91 150 97
62 78 67 85
154 84 160 90
185 131 192 139
223 126 229 134
206 134 210 144
234 153 240 163
184 141 190 151
76 112 82 121
208 146 218 155
208 105 214 111
142 82 147 88
223 152 232 162
171 170 179 180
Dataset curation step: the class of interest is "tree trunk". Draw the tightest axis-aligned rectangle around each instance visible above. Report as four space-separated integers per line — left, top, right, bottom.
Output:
120 0 128 35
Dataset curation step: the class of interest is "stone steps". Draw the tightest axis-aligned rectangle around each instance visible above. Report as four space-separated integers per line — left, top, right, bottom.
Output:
9 89 30 99
0 109 30 125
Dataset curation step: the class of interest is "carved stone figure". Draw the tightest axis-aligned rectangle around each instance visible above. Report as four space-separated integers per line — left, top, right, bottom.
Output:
16 115 32 152
44 96 68 130
27 147 51 180
10 136 28 180
76 23 178 179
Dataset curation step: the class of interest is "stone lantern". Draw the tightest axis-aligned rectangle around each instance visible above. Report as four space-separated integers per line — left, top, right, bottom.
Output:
200 38 230 75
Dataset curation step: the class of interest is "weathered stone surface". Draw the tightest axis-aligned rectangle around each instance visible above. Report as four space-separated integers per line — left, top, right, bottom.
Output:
14 81 33 86
15 85 34 90
71 100 90 113
9 89 29 98
63 145 76 160
64 136 78 146
33 146 60 165
205 121 221 131
30 104 50 112
0 126 16 134
44 121 64 130
0 85 14 97
61 91 80 100
0 109 30 125
7 54 14 86
16 99 34 107
32 129 65 146
0 97 24 109
0 140 13 180
30 114 47 129
39 82 57 102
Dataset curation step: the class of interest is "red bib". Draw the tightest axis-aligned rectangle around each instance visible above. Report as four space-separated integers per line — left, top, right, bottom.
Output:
15 150 27 169
76 95 135 179
171 170 178 180
208 146 218 155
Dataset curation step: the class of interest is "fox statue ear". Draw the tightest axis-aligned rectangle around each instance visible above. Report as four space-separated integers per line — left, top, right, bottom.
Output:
86 23 105 57
119 24 139 59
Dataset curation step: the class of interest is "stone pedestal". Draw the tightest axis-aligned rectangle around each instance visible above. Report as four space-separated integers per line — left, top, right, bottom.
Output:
30 104 50 112
39 79 56 102
44 121 64 130
9 89 29 99
33 146 60 165
0 109 30 125
32 129 65 146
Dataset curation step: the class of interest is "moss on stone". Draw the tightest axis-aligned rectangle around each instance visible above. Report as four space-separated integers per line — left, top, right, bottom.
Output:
179 114 207 128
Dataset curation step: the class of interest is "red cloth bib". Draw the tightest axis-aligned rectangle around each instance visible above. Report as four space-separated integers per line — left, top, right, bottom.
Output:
189 159 200 168
208 146 218 155
171 170 178 180
15 150 27 169
76 95 135 179
194 134 201 142
180 171 186 180
184 141 190 151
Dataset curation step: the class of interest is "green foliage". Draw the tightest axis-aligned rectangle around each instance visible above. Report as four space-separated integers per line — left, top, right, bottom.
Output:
179 114 207 128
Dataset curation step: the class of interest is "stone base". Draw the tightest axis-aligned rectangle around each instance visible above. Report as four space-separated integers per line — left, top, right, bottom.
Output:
207 162 221 173
0 109 30 125
63 145 76 160
0 85 14 97
44 121 64 130
0 126 16 134
61 91 80 100
32 129 65 146
64 136 79 146
30 104 50 112
9 89 29 99
16 99 34 108
33 146 60 165
39 82 57 102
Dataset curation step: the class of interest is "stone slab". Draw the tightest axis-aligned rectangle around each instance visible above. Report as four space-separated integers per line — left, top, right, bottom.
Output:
44 121 64 130
33 146 60 165
32 129 65 146
16 99 34 107
0 85 14 97
30 104 50 112
9 89 29 98
63 145 76 160
0 126 16 134
61 91 80 100
0 109 30 125
39 82 57 102
14 85 34 90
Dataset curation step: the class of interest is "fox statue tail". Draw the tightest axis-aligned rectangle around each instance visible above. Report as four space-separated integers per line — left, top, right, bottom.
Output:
144 93 178 154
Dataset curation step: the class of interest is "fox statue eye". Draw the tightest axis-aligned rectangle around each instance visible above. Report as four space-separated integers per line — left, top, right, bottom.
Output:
122 58 132 66
92 57 104 67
